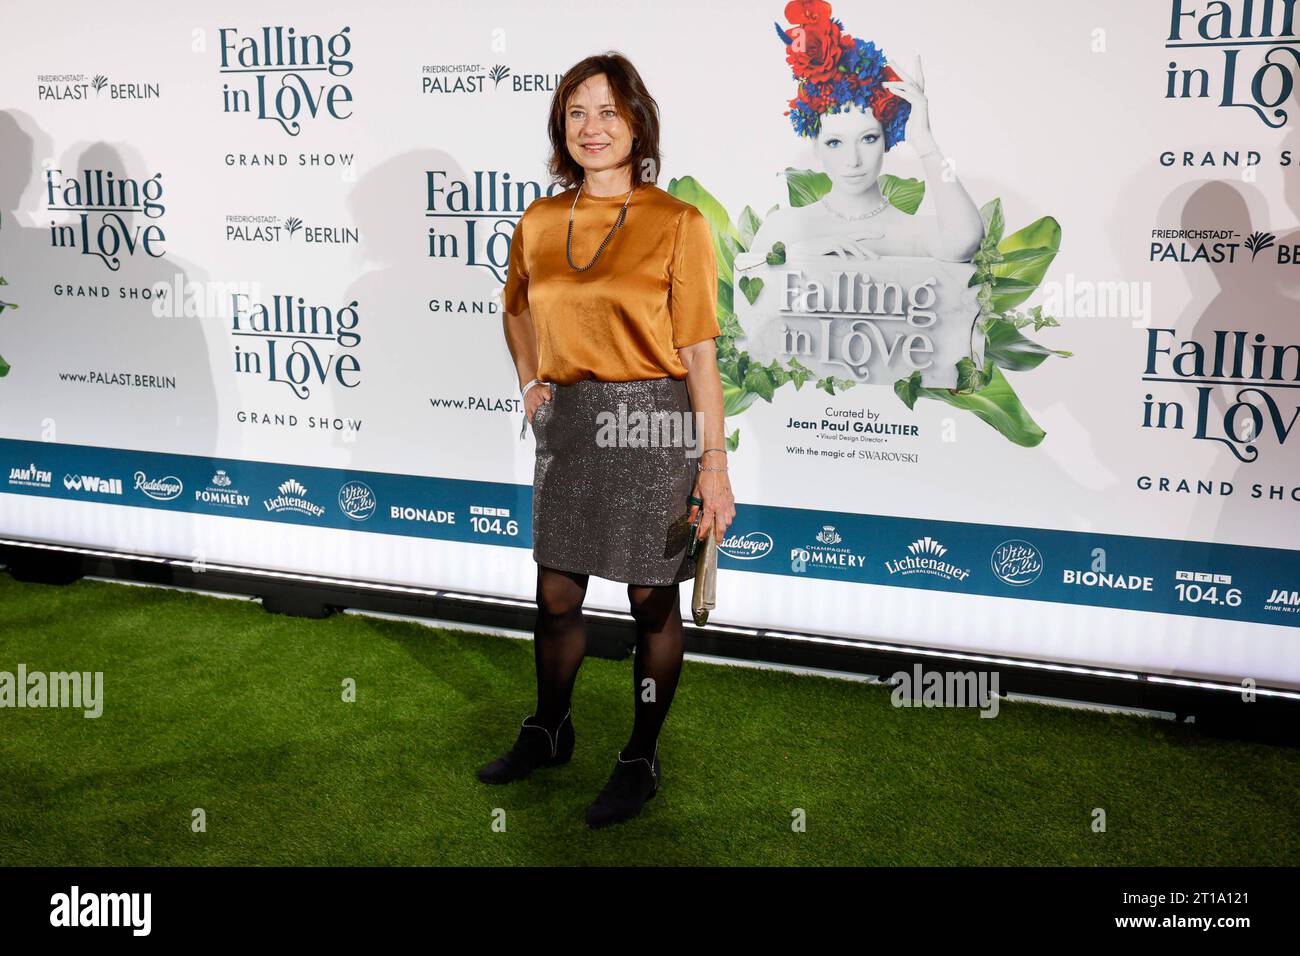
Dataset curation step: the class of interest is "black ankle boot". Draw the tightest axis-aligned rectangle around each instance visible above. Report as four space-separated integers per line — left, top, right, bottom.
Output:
476 710 575 785
584 747 660 828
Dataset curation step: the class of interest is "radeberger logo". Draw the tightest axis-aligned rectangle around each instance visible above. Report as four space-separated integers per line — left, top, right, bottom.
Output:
719 530 773 561
218 26 354 134
45 168 166 270
1164 0 1300 127
133 470 183 502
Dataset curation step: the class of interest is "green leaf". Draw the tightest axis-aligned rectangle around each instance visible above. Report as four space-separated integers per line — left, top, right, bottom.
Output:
954 356 994 392
720 368 760 416
782 168 832 207
784 356 815 389
979 198 1005 247
910 366 1046 447
894 371 922 410
0 354 8 376
765 241 786 266
725 428 740 452
743 365 776 402
880 174 925 215
983 317 1071 372
738 206 762 248
738 275 764 305
990 215 1061 312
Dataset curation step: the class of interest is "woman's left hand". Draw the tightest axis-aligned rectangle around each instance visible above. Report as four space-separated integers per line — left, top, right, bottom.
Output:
881 56 936 153
689 463 735 545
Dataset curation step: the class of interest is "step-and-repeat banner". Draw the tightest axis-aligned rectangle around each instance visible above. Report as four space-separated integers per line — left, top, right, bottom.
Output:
1 1 1297 688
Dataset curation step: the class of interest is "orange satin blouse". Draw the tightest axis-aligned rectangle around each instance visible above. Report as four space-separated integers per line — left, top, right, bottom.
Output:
502 182 721 385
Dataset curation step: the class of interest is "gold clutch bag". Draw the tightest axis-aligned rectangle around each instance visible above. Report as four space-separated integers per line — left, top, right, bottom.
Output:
691 525 718 626
686 496 717 626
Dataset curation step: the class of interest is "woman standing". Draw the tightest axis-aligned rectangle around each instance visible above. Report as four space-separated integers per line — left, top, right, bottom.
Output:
478 53 736 829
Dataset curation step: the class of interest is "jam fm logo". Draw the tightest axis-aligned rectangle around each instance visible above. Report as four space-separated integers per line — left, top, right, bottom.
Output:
1165 0 1300 127
425 171 541 283
229 293 362 399
45 168 166 270
218 26 354 134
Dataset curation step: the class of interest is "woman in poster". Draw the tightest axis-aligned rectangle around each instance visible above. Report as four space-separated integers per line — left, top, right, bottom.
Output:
479 53 736 829
736 0 985 270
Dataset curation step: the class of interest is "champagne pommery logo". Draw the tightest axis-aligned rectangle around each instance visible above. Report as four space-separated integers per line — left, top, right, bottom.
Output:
219 26 354 135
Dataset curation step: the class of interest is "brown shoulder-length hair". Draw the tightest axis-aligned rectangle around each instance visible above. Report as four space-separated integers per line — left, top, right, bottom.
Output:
547 53 662 190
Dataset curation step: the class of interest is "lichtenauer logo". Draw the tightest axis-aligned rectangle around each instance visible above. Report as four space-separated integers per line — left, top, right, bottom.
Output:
883 537 971 582
263 477 325 517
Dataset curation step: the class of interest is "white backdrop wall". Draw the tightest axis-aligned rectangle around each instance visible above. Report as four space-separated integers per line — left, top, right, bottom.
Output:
1 0 1297 688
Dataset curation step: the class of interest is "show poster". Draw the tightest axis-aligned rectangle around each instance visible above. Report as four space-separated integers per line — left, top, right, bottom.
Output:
0 0 1296 689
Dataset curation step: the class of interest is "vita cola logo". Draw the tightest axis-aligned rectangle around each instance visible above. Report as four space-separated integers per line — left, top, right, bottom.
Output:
230 293 362 399
219 26 354 134
45 168 165 270
1165 0 1300 127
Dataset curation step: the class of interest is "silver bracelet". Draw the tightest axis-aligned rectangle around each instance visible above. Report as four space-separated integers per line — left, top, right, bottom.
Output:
521 378 545 397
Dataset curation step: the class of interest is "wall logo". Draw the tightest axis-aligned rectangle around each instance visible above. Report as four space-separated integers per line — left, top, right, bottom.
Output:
63 474 122 496
790 524 868 573
133 470 183 502
45 168 166 271
195 469 250 509
263 477 325 517
338 480 376 521
990 539 1044 586
225 214 358 246
719 530 774 561
36 73 160 103
218 26 353 134
883 537 971 581
1164 0 1300 128
8 462 52 489
230 293 361 399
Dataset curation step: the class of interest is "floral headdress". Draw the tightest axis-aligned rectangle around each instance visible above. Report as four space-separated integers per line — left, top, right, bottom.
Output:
775 0 910 150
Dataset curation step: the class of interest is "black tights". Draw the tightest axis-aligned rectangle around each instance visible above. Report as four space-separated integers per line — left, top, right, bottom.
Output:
532 565 685 763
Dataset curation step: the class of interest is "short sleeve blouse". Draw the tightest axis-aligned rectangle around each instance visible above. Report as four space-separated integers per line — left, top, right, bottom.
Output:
501 183 721 385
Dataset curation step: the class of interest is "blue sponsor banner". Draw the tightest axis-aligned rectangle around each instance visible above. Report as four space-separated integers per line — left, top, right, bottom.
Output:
2 437 1297 629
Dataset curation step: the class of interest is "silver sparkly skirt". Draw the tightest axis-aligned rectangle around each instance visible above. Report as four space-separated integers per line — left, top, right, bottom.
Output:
530 376 698 586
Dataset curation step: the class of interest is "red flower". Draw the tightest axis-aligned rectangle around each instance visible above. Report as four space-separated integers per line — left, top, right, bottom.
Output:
783 0 845 83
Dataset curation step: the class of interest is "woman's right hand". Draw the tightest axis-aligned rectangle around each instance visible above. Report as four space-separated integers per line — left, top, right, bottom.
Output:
786 233 885 260
524 382 553 422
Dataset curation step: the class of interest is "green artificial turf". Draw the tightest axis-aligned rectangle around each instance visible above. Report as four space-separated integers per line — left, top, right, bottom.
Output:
0 571 1296 866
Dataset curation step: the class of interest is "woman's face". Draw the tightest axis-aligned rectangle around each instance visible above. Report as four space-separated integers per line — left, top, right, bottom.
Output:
565 73 634 178
814 108 886 194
